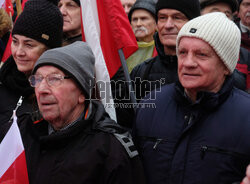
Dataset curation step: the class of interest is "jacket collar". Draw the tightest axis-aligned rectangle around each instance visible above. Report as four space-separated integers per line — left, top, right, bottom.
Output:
154 32 178 64
174 75 234 111
29 101 128 148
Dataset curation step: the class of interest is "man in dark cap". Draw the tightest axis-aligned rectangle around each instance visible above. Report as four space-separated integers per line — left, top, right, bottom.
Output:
58 0 82 46
22 41 146 184
235 0 250 51
200 0 238 18
126 0 157 72
200 0 250 92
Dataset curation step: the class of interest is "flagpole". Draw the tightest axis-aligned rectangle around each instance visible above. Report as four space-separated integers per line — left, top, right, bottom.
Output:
16 0 22 16
118 49 137 112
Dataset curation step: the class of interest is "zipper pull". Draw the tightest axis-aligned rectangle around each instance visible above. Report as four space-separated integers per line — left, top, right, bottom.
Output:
200 146 207 159
153 139 162 150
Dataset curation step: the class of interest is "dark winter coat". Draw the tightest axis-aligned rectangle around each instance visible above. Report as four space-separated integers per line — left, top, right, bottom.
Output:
0 56 37 141
133 76 250 184
116 33 178 128
19 100 145 184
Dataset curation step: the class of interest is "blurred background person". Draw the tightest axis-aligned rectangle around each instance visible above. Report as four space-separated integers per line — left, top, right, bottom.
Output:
200 0 250 92
58 0 82 46
235 0 250 51
120 0 136 15
126 0 157 72
0 8 12 62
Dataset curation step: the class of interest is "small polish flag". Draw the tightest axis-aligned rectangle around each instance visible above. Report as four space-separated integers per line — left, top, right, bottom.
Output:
0 111 29 184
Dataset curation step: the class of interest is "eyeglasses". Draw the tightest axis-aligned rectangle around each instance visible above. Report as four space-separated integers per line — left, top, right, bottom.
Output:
28 74 71 87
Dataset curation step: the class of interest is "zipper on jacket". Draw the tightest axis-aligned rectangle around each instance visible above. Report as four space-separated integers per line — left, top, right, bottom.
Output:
153 139 163 150
138 136 166 150
200 145 249 160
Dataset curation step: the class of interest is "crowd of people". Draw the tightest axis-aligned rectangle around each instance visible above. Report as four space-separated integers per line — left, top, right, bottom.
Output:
0 0 250 183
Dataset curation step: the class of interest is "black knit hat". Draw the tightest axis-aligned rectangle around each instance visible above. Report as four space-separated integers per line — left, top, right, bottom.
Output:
156 0 201 20
128 0 156 22
73 0 80 6
200 0 239 13
12 0 63 49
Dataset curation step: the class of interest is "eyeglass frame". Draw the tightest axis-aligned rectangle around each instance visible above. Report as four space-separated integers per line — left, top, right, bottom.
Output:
28 73 71 88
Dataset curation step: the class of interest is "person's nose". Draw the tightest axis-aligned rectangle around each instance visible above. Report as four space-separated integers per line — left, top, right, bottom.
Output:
35 77 50 94
59 5 67 15
15 45 25 57
136 19 142 26
164 18 175 29
181 53 198 68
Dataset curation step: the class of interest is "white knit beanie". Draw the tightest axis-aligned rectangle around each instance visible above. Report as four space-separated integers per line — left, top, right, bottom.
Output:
176 12 241 74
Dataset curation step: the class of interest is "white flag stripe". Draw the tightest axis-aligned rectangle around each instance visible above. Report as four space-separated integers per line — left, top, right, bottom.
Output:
0 113 24 179
81 0 117 121
0 0 5 8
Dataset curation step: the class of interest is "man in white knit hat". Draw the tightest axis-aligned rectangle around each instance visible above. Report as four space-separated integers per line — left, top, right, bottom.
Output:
133 12 250 184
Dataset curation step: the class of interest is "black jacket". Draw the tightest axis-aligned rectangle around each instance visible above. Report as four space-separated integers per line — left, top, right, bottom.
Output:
130 32 178 102
117 33 178 128
19 101 145 184
0 56 37 141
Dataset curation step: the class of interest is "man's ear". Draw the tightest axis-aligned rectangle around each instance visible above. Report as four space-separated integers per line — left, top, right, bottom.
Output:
79 93 86 104
224 68 230 76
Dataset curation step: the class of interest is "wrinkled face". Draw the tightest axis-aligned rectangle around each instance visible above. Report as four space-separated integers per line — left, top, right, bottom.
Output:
238 0 250 27
201 2 233 19
35 65 85 130
157 9 188 53
11 34 47 76
178 37 230 99
58 0 81 37
131 9 156 42
121 0 136 15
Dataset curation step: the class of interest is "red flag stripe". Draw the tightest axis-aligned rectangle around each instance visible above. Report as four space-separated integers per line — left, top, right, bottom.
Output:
0 151 29 184
96 0 137 77
0 112 29 183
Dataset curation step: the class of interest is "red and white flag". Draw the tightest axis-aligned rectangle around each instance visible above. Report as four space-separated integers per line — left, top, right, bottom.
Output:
0 0 14 16
80 0 138 121
0 112 29 184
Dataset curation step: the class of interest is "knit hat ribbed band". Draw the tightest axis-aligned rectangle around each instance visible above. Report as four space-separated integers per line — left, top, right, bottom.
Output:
177 12 241 74
156 0 200 20
32 41 95 98
12 0 63 49
128 0 156 22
